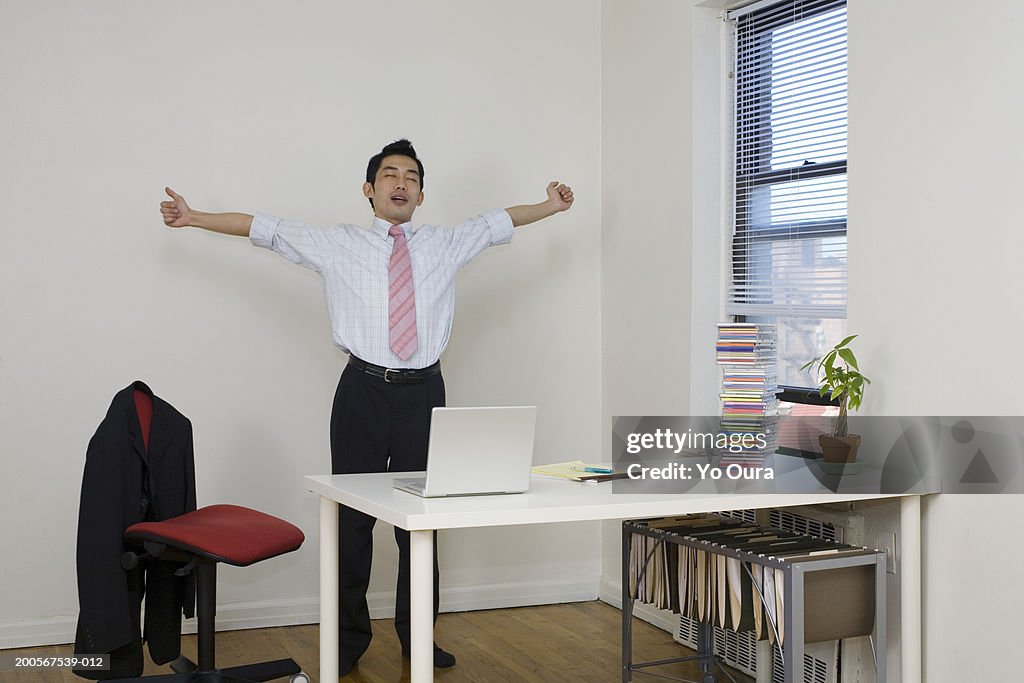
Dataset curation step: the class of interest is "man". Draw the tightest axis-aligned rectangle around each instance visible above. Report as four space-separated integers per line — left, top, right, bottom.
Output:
159 139 573 675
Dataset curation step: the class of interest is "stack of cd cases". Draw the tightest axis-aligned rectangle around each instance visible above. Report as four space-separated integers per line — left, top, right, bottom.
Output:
715 323 780 466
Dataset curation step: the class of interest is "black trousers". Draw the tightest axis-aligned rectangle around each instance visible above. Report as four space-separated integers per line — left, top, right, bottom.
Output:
330 363 445 663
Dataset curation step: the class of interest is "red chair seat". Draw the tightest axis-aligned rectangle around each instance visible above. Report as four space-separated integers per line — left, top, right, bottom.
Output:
125 504 304 566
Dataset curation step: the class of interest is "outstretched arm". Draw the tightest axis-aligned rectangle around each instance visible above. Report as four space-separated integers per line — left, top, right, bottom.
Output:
505 181 574 228
160 187 253 236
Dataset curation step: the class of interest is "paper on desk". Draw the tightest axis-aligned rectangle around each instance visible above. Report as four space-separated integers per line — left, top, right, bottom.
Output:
530 460 619 481
530 460 590 480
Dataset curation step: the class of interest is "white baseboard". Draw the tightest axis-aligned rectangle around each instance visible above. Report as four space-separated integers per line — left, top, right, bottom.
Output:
2 577 600 650
0 598 321 650
370 574 600 618
187 597 322 634
1 616 81 651
599 576 679 635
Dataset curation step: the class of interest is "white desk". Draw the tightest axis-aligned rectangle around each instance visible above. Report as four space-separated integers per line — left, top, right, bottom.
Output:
305 469 929 683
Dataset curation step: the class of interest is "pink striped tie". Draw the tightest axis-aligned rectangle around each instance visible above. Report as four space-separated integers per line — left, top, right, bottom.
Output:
388 225 417 361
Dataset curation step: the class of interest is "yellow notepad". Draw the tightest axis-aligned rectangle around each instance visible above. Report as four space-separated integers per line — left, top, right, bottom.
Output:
531 460 608 481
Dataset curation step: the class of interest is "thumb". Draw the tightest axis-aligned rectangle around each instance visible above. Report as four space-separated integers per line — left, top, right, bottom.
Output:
165 186 181 201
548 181 559 190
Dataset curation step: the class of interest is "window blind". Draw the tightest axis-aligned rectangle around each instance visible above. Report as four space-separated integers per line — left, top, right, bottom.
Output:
726 0 848 320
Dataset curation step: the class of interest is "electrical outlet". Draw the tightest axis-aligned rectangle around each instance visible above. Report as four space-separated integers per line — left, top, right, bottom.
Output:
877 530 897 575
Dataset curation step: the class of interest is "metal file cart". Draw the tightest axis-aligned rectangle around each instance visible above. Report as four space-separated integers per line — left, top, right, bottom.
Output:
621 516 887 683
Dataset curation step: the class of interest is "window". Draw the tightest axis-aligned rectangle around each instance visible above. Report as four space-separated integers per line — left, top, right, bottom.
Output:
726 0 848 401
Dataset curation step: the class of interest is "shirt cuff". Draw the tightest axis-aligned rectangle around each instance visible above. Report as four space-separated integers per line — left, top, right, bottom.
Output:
249 212 282 249
486 209 515 246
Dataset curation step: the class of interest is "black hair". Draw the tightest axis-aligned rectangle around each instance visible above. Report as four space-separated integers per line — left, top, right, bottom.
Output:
365 139 425 207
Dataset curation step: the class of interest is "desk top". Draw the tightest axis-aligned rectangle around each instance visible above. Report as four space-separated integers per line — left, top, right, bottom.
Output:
305 465 923 531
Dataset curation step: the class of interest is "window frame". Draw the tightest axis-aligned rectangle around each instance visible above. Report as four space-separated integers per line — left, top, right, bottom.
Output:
728 0 848 401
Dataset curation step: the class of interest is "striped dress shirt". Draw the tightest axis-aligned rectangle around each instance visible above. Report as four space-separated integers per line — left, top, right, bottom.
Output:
249 209 514 368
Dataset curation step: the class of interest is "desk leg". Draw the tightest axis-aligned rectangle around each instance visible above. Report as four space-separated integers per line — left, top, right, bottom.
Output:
901 495 921 683
410 529 434 683
621 524 632 683
320 497 339 683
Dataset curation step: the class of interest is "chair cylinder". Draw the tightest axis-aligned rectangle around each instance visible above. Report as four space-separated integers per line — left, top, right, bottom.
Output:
196 562 217 672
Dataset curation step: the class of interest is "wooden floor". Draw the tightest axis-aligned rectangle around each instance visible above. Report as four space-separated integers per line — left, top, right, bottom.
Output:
4 601 753 683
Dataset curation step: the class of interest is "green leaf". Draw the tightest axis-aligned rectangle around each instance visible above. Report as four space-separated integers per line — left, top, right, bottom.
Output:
836 334 857 349
837 348 858 370
801 334 870 409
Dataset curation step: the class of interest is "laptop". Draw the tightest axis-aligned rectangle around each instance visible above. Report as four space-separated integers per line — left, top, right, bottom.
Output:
392 406 537 497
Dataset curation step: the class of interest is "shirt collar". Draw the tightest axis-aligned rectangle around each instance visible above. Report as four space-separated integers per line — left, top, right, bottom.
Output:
371 216 413 240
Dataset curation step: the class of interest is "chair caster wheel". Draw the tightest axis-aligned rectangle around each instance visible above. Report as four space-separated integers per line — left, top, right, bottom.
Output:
701 674 718 683
290 673 310 683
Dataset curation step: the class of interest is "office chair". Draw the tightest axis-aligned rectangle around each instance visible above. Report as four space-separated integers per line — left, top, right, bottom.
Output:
115 388 308 683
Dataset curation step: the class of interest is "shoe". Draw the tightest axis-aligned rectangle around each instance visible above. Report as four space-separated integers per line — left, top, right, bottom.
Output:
401 644 457 669
432 647 456 669
339 658 357 677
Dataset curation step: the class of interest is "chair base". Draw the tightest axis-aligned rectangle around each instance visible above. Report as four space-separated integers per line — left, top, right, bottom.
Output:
108 657 302 683
103 560 304 683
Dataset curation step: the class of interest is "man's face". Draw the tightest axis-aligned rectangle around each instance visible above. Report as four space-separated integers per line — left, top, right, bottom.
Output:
363 154 424 225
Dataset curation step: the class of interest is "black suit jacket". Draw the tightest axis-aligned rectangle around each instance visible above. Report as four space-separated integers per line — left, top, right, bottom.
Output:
74 381 197 679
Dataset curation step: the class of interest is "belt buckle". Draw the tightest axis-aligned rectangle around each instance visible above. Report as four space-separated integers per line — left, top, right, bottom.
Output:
384 368 400 383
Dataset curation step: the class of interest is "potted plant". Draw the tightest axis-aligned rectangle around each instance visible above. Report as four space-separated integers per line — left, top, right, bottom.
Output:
800 335 871 463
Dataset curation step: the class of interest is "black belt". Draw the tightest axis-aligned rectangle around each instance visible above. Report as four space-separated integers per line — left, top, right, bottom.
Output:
347 356 441 384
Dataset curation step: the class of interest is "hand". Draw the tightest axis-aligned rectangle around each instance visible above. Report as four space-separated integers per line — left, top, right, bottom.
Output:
160 187 193 228
546 181 574 212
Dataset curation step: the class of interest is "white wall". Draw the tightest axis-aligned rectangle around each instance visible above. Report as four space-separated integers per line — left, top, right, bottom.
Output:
849 2 1024 681
599 1 1024 681
599 0 697 592
0 0 602 647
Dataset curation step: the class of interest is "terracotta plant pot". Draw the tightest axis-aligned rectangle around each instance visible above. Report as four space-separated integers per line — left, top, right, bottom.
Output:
818 434 862 464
